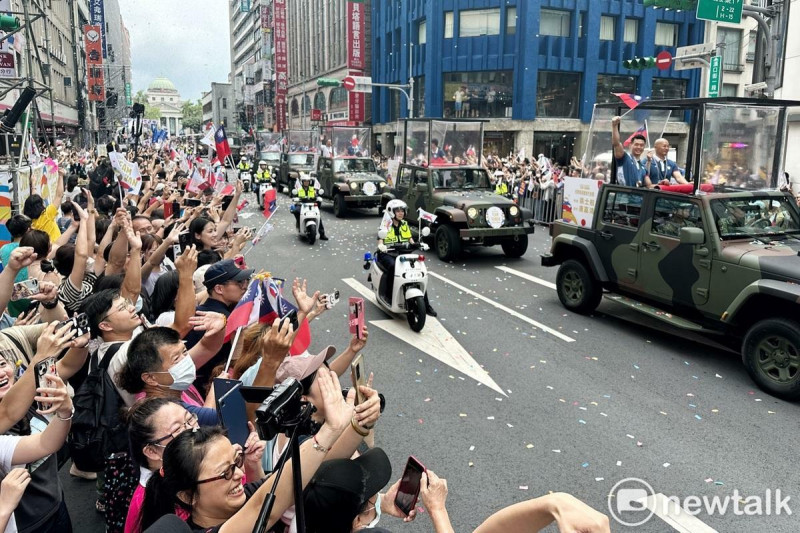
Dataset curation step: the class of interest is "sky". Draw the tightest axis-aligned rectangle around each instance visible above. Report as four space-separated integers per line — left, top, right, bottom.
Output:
119 0 231 103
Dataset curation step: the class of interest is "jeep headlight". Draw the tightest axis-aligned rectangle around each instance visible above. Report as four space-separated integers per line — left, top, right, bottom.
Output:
509 206 520 217
350 182 358 190
379 181 386 188
467 207 478 219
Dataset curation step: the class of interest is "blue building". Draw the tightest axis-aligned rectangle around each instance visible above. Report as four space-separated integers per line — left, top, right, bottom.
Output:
371 0 704 162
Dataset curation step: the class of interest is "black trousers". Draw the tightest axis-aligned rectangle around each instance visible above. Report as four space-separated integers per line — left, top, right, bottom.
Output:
377 252 431 307
294 206 325 235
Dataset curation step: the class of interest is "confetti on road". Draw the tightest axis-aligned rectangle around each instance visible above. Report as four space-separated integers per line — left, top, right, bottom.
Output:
469 446 475 451
519 486 528 490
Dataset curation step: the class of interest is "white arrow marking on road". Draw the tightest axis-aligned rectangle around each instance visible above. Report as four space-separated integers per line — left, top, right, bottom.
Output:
495 266 557 290
427 272 575 343
644 493 719 533
342 277 507 396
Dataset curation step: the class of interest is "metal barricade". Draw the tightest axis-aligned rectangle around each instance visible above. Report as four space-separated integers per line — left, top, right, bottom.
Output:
517 183 562 226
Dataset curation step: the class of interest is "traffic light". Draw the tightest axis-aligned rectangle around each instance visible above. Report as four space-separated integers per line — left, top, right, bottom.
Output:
317 78 341 87
624 57 657 70
0 14 19 31
643 0 697 9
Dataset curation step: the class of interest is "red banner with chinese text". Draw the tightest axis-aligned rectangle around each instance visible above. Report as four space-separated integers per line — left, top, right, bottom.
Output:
84 25 105 102
347 1 365 70
273 0 288 131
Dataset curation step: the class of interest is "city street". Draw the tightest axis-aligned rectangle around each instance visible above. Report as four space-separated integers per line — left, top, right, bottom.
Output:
63 194 800 532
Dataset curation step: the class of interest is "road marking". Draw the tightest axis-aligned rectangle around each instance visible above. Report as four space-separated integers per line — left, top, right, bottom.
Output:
495 266 557 290
342 277 506 396
644 493 719 533
426 272 575 343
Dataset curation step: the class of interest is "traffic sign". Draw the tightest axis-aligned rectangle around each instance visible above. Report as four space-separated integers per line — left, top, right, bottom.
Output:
342 76 356 90
342 75 372 93
311 108 321 121
696 0 743 24
656 51 672 71
708 55 722 98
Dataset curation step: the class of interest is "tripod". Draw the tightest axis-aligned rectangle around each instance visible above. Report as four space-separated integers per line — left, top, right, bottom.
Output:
253 401 316 533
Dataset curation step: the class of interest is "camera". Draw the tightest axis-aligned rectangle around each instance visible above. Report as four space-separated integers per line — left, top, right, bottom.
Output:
324 290 340 310
255 378 310 441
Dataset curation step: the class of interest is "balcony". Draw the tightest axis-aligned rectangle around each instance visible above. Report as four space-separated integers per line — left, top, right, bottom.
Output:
724 63 745 73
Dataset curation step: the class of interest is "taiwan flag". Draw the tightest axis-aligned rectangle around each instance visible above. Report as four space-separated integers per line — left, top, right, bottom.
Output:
263 188 277 219
215 125 232 159
623 123 649 147
613 93 647 110
267 278 312 356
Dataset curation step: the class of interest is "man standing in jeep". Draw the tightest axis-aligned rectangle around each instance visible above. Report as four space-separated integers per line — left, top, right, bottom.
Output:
611 116 648 187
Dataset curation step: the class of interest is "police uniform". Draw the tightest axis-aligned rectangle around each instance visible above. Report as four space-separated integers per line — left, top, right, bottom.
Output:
495 181 509 196
294 184 327 238
377 220 435 315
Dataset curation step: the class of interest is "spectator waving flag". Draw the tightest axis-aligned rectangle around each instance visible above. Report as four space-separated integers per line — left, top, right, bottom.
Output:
263 188 278 219
612 93 647 110
215 125 232 160
623 123 649 147
267 277 312 356
224 279 269 342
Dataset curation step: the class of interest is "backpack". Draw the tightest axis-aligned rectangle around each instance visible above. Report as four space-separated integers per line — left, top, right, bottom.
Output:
68 342 129 472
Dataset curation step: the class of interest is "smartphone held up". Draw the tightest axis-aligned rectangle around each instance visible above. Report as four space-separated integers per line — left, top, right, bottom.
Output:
395 456 426 516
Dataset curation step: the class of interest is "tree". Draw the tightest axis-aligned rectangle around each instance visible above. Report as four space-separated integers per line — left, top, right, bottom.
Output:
133 90 161 120
182 100 203 132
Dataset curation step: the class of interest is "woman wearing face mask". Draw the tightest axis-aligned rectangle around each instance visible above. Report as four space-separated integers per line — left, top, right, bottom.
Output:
116 327 219 426
123 398 266 533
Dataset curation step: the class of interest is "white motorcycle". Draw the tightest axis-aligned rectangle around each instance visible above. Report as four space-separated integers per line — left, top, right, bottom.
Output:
364 226 431 332
257 176 276 210
292 188 324 244
240 170 252 192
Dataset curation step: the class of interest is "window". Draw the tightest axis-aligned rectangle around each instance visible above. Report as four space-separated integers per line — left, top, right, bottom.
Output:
540 9 571 38
717 28 742 70
600 16 615 41
596 75 636 105
602 191 643 229
624 19 638 43
652 78 687 100
459 8 500 37
314 91 326 111
655 22 678 47
537 71 580 118
291 98 299 117
418 20 426 45
506 7 516 36
444 12 454 39
722 84 738 97
222 98 227 109
443 71 513 119
398 167 412 188
747 30 757 61
302 95 311 113
329 87 348 109
652 198 702 238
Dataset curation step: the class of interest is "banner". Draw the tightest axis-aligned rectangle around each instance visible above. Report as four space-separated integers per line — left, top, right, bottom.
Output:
0 169 11 245
84 25 105 102
0 51 14 78
273 0 288 132
89 0 107 58
560 177 603 227
349 84 364 124
109 152 142 195
261 3 272 33
347 1 365 70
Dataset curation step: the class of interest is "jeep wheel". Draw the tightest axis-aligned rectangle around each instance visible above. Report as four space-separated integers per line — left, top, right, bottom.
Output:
435 225 461 261
742 318 800 400
501 235 528 258
334 194 347 218
556 259 602 314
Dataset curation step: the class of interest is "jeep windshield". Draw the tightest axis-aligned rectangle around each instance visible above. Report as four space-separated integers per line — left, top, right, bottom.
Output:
288 154 314 166
333 159 376 173
259 152 281 164
431 168 490 189
711 196 800 239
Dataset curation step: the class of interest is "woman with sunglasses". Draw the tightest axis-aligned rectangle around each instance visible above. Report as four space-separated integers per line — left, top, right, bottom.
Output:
124 398 265 533
140 366 352 532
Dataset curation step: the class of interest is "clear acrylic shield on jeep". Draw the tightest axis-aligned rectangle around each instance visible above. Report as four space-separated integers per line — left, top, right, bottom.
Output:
429 120 483 166
699 104 781 190
286 129 320 153
323 126 371 158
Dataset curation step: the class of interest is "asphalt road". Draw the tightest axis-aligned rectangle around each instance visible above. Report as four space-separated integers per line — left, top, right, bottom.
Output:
63 191 800 532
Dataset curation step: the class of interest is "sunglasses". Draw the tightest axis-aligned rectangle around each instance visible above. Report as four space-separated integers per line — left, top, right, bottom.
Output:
197 451 244 485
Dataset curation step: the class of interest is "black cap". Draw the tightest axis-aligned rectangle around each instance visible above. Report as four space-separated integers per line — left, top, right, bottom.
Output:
203 259 254 290
304 448 392 533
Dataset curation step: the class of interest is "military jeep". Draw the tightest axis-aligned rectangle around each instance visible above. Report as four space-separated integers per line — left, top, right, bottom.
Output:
317 156 386 217
383 164 534 261
278 152 316 192
543 185 800 399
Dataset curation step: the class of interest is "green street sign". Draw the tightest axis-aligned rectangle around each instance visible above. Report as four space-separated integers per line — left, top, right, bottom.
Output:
708 55 721 98
696 0 743 24
125 83 132 106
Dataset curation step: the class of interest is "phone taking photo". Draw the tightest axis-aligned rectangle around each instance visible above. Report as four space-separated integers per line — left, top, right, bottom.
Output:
281 309 299 330
348 297 364 340
217 382 250 449
57 313 89 337
350 353 367 405
33 357 58 412
394 456 426 516
11 279 39 301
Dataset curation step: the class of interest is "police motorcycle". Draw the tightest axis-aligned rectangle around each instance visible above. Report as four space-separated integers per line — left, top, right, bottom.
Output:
363 201 432 332
238 158 253 192
291 175 324 245
255 161 277 210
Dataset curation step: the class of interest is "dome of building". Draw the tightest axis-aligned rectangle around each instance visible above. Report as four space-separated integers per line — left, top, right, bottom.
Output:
148 77 177 92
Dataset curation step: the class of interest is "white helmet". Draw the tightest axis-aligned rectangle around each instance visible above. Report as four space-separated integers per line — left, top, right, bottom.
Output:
259 160 267 166
385 199 407 219
300 172 311 182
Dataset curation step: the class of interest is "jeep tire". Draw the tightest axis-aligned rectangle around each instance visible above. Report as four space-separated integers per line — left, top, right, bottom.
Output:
742 318 800 401
501 235 528 258
556 259 602 315
435 225 461 262
333 193 347 218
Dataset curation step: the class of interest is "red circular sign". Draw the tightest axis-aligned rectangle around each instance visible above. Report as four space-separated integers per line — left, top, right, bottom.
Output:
656 51 672 71
342 77 356 91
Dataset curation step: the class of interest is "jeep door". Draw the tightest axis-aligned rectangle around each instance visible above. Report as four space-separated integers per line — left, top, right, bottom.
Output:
640 196 710 306
595 188 645 289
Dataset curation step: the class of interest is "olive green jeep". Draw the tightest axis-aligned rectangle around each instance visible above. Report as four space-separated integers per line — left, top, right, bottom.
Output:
383 163 534 261
542 184 800 400
317 156 386 217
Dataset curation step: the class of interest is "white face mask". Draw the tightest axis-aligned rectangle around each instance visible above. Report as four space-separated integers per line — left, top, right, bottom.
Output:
364 493 382 529
165 355 195 391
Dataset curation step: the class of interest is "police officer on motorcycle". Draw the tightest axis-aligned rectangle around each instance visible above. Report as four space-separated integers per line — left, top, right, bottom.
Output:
377 199 436 316
255 160 271 183
294 173 328 240
238 157 251 174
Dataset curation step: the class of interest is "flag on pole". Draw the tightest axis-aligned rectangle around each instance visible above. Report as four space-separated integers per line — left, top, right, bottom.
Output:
251 219 274 246
267 277 311 356
200 125 216 148
417 207 437 224
215 126 232 159
623 124 649 147
108 151 143 195
27 134 41 165
612 93 647 110
263 188 277 219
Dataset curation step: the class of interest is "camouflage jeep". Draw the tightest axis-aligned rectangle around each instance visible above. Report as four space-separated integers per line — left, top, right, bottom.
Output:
317 156 386 217
541 185 800 400
383 164 534 261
